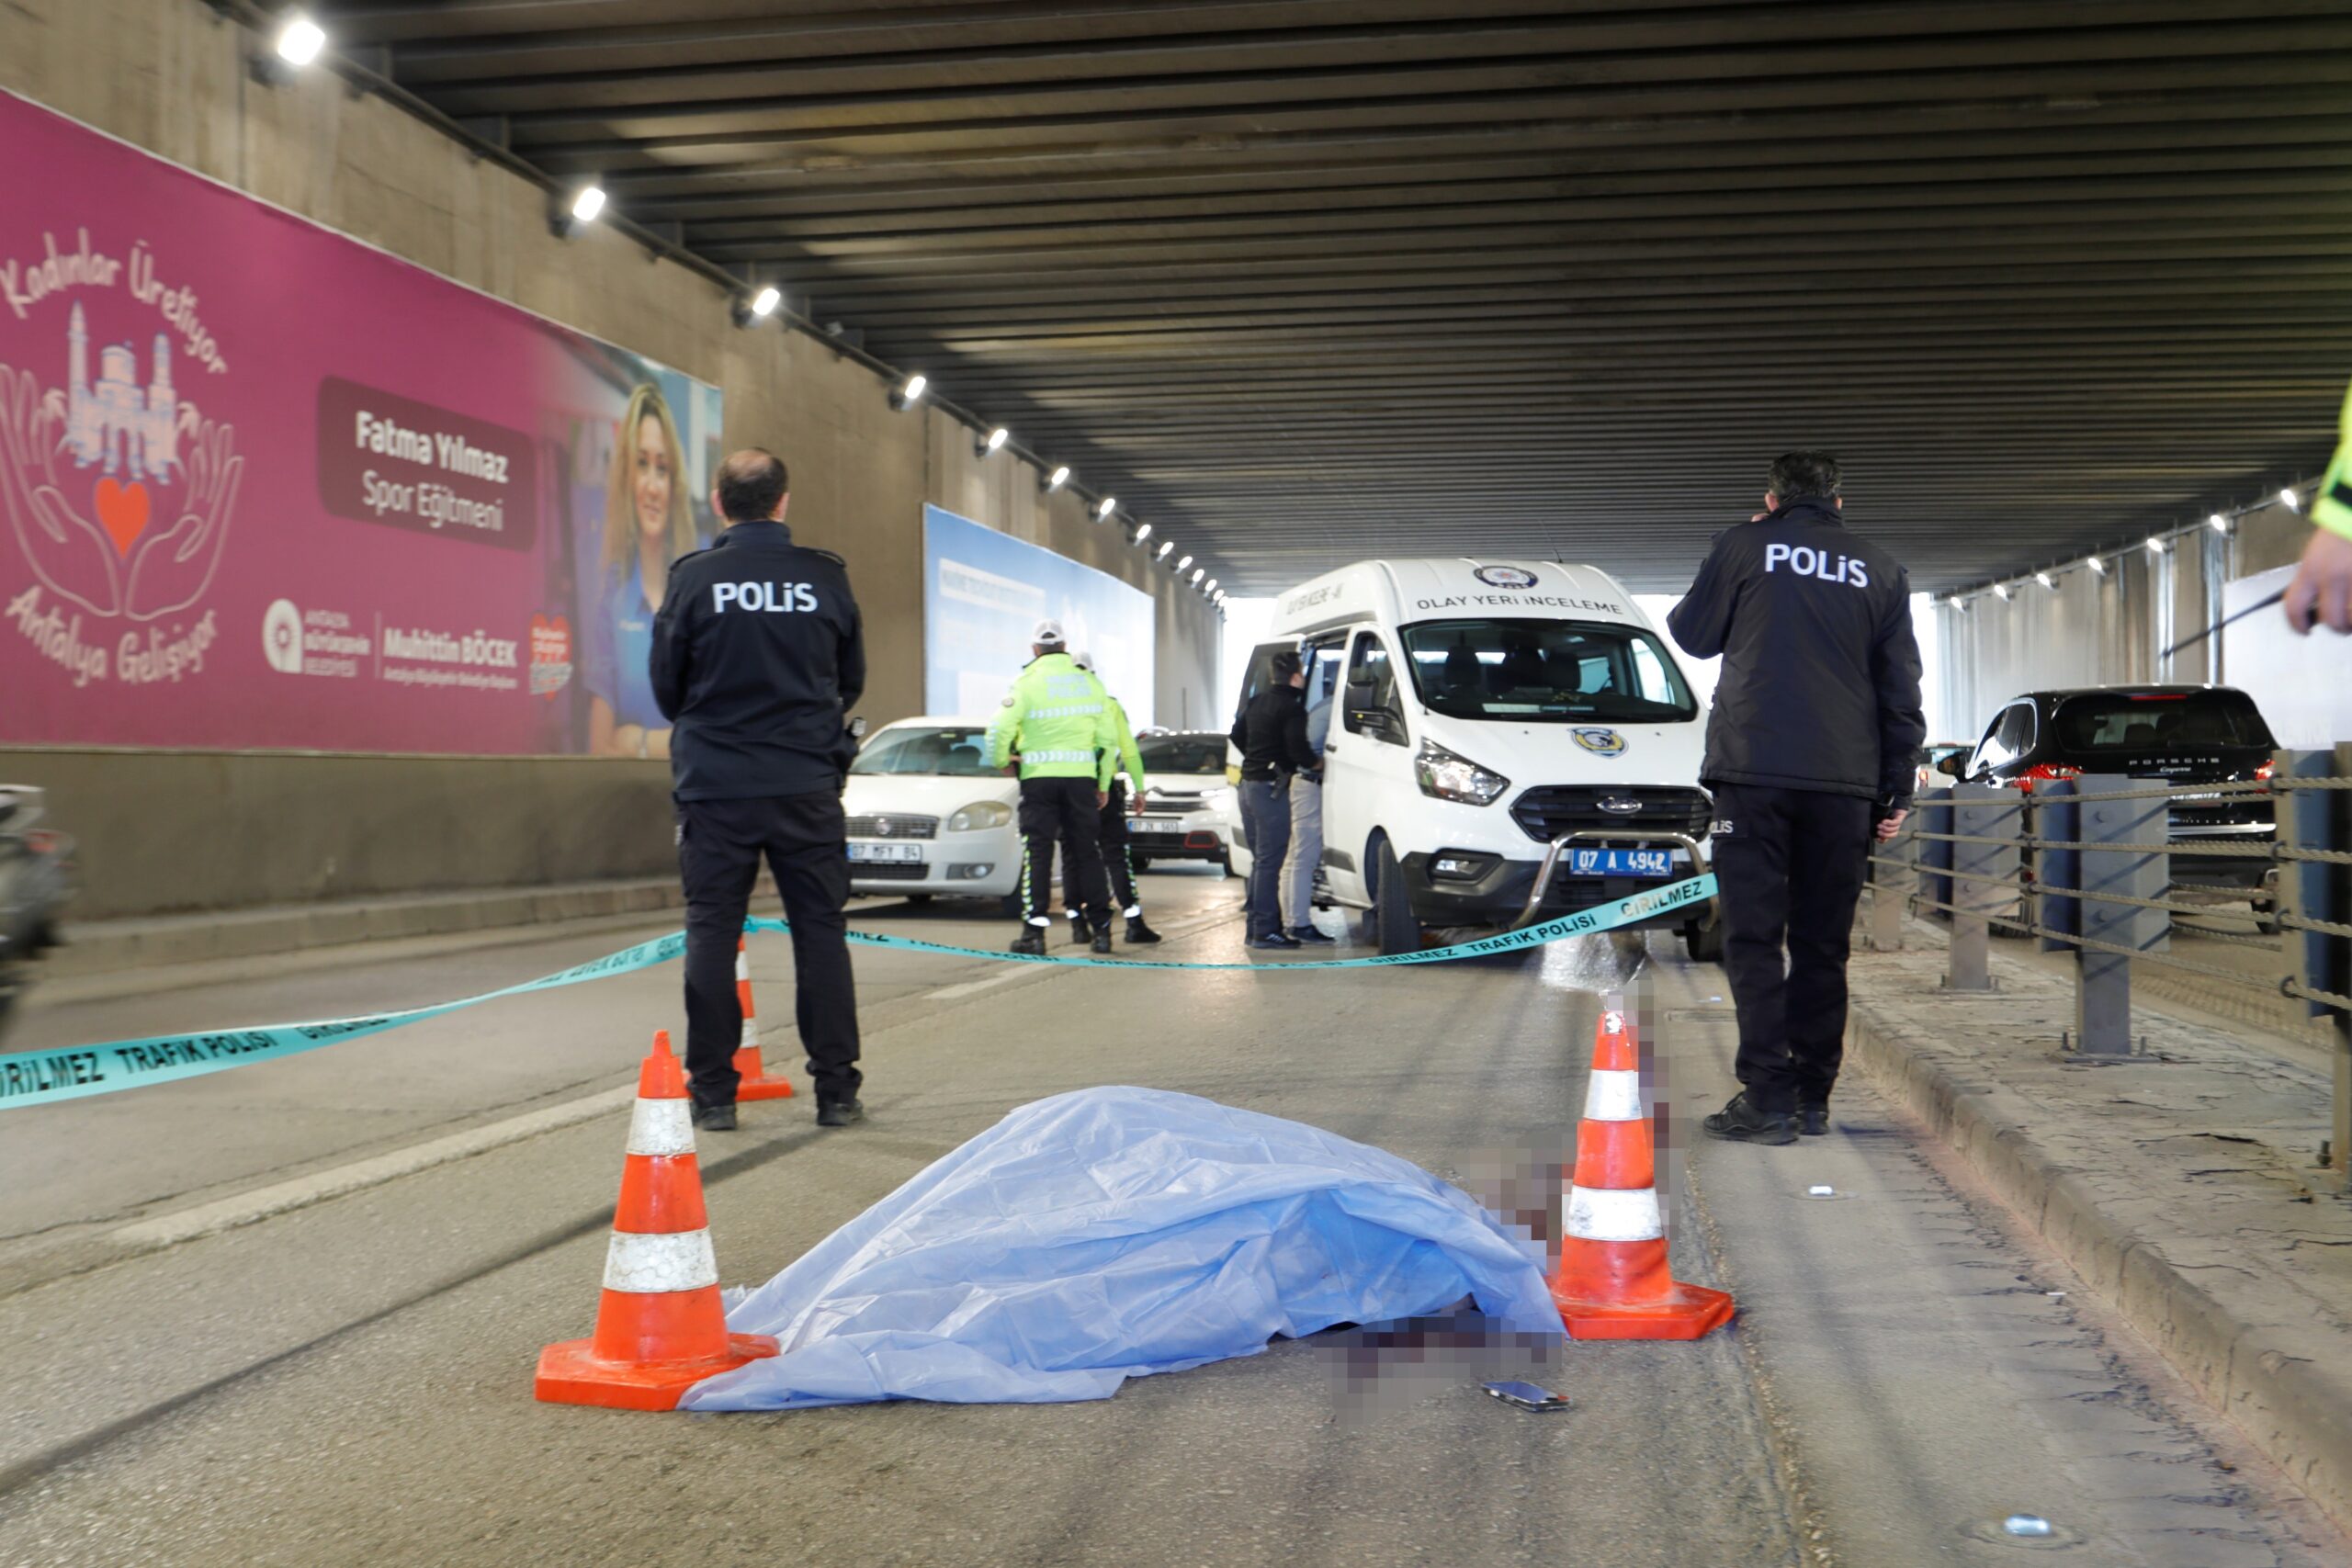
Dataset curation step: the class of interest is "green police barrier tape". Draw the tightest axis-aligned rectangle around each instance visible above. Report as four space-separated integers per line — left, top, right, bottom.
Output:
0 874 1713 1111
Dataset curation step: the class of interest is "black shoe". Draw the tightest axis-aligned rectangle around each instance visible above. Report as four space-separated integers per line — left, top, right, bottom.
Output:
1069 913 1094 943
1091 928 1114 955
692 1101 738 1133
816 1098 864 1129
1702 1092 1796 1145
1289 924 1337 945
1123 917 1163 944
1795 1101 1830 1137
1010 929 1046 956
1250 931 1303 950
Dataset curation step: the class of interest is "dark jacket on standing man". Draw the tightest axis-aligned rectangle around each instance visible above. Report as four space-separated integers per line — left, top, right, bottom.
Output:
650 519 865 800
1666 499 1926 806
1231 685 1318 783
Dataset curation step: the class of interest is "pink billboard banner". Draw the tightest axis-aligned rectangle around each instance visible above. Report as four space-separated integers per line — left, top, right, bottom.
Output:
0 90 726 756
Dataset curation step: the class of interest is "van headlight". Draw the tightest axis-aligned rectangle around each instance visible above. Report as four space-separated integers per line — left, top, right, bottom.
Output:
947 801 1013 833
1201 786 1236 811
1414 740 1509 805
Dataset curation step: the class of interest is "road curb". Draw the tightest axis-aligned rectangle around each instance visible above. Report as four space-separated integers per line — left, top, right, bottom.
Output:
1844 1000 2352 1535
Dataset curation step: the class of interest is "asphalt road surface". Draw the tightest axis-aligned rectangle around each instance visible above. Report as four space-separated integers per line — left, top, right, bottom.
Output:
0 868 2341 1567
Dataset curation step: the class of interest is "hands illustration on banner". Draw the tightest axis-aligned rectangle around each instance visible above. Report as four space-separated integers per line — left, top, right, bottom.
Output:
0 363 118 615
125 415 241 622
0 362 240 622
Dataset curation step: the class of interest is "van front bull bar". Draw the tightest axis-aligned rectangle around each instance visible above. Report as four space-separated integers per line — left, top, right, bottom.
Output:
1510 830 1717 931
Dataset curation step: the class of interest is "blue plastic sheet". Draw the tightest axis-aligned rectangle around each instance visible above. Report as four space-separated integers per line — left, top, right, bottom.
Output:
680 1087 1562 1410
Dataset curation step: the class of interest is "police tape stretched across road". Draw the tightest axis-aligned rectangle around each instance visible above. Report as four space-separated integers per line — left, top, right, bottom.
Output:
0 873 1713 1111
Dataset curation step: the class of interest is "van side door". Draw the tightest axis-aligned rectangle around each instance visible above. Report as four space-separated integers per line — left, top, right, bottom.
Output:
1318 628 1412 907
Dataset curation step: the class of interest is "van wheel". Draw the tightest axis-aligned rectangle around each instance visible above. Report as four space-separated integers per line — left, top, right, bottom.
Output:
1371 839 1421 955
1682 917 1724 964
1219 848 1238 878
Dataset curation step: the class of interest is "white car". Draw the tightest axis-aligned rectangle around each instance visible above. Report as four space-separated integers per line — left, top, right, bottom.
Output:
1128 730 1247 877
842 718 1021 905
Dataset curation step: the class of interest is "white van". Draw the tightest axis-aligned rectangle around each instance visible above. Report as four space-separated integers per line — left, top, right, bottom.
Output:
1239 558 1720 958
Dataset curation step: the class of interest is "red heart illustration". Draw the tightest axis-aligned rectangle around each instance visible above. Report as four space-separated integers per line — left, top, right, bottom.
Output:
94 477 151 558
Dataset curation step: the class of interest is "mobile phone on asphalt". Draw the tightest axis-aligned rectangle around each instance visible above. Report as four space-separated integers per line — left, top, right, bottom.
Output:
1482 1381 1570 1412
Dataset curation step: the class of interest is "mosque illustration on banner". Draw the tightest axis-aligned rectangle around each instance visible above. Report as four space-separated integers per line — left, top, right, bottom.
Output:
64 301 179 483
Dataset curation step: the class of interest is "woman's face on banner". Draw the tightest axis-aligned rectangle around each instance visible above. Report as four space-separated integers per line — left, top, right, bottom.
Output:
632 412 673 544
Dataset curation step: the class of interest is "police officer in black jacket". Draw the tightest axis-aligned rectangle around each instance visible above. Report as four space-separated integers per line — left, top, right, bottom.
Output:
1668 451 1925 1145
651 448 865 1132
1229 651 1318 949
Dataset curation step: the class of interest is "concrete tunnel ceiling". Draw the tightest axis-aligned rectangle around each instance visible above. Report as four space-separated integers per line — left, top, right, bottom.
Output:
321 0 2352 594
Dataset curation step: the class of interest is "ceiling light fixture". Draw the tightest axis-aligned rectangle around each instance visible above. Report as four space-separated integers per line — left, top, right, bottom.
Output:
2087 556 2108 576
551 182 605 236
1175 554 1193 572
2280 487 2301 511
2035 572 2054 590
978 426 1009 457
889 372 927 411
1094 495 1117 521
1156 541 1173 560
1191 568 1205 585
276 11 326 66
1993 582 2011 601
1042 465 1069 494
731 283 782 327
2208 513 2229 534
1132 523 1152 545
2145 536 2167 555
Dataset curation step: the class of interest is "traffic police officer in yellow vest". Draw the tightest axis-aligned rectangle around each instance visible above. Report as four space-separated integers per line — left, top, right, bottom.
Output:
1070 649 1160 946
2285 377 2352 636
986 620 1125 955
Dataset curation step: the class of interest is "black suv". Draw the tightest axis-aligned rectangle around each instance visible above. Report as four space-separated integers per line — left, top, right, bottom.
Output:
1949 685 2276 890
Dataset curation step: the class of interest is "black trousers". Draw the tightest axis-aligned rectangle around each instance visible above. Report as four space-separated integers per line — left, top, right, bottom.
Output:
1709 783 1871 1115
1071 780 1139 915
678 792 862 1109
1019 775 1110 925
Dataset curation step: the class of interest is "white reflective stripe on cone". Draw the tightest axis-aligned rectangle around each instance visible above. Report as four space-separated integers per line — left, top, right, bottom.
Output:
735 944 749 982
625 1096 696 1156
602 1227 719 1293
1582 1068 1644 1122
1566 1184 1665 1243
740 1019 758 1047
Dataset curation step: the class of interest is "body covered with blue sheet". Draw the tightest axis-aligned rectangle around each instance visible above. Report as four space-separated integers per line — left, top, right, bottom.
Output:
681 1087 1561 1410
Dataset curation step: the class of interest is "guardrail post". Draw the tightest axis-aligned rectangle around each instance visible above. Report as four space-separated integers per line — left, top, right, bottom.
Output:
2281 746 2352 1191
2061 774 2167 1056
1916 785 1953 922
1869 807 1916 952
1944 781 2017 992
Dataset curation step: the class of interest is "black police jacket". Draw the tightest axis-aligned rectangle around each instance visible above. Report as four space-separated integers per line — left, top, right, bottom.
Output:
1666 499 1926 806
1229 684 1317 782
650 519 865 801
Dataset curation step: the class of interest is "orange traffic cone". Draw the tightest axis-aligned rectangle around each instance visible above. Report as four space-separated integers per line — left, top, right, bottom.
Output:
536 1031 780 1408
1549 996 1736 1340
729 937 795 1100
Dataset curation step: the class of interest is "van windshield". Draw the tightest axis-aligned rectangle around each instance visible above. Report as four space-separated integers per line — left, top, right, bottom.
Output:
1399 619 1696 723
1138 736 1227 774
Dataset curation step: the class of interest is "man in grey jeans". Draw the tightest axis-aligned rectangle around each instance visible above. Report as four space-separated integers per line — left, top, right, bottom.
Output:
1280 671 1337 943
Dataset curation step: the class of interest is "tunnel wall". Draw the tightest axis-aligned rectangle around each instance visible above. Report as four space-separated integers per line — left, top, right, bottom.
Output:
0 0 1221 919
1935 500 2313 744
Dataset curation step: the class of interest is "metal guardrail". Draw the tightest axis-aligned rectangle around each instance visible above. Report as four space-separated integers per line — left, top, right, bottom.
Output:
1864 747 2352 1192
